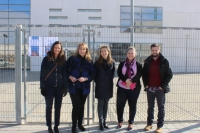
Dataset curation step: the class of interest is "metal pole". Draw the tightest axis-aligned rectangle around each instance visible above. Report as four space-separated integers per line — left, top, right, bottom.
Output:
23 29 27 124
15 25 22 124
3 34 8 61
87 26 90 125
92 30 95 124
130 0 134 46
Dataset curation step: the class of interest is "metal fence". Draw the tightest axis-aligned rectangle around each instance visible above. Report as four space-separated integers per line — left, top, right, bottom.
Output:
0 25 200 124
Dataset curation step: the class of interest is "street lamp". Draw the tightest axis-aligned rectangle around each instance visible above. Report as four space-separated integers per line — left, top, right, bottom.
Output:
3 34 8 61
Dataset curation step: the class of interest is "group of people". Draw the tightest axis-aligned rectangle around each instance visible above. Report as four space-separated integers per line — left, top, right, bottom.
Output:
40 41 173 133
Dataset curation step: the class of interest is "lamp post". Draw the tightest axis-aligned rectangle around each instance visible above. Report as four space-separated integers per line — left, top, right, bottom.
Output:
3 34 8 61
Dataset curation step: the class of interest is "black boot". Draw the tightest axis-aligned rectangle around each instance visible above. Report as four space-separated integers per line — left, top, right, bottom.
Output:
72 127 77 133
54 126 59 133
48 127 53 133
99 119 104 131
103 119 109 129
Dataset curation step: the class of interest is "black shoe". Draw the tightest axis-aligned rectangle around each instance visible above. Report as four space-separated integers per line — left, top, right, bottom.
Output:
78 125 86 131
103 122 109 129
99 124 104 131
54 126 59 133
72 127 78 133
48 127 53 133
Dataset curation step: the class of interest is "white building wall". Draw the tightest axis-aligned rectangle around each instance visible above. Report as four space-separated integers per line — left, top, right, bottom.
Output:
31 0 200 27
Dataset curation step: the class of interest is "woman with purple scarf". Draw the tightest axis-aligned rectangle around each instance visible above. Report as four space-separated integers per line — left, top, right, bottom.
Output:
116 46 142 131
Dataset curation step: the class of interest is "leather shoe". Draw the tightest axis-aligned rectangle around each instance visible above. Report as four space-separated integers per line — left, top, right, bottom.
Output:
78 125 86 131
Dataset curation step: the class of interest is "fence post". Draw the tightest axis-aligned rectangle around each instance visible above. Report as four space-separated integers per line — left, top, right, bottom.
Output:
130 0 134 46
23 29 27 124
15 25 23 124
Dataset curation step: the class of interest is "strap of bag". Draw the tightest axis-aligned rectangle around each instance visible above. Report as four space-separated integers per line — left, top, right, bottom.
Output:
45 64 57 81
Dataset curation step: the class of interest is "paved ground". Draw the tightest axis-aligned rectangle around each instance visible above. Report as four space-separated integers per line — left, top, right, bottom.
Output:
0 122 200 133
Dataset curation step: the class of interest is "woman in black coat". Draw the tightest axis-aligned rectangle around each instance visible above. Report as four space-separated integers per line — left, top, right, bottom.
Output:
40 41 67 133
94 45 115 131
116 46 142 131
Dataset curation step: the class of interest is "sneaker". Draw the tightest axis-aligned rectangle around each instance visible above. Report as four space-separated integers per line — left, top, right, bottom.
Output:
155 127 162 133
144 125 152 131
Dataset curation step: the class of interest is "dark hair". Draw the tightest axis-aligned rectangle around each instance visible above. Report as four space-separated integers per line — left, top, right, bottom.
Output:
47 41 66 65
150 43 160 49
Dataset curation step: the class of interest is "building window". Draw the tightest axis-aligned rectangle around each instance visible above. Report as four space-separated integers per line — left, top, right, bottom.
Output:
120 6 163 33
49 9 62 12
78 9 101 12
88 17 101 20
49 16 68 20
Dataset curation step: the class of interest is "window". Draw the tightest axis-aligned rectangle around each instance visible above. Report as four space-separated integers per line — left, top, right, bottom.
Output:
9 5 30 11
120 6 163 33
49 16 68 20
78 9 101 12
0 5 8 11
9 0 30 4
49 9 62 12
9 12 30 18
88 17 101 20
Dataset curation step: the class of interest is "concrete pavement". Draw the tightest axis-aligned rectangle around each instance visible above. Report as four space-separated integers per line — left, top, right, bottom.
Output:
0 122 200 133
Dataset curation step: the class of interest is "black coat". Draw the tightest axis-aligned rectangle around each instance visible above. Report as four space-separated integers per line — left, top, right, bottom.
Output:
117 61 142 90
40 56 67 88
142 53 173 93
94 60 115 99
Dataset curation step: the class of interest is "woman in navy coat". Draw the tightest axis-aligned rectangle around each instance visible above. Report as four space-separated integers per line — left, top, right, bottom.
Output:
66 43 95 133
40 41 67 133
94 45 115 131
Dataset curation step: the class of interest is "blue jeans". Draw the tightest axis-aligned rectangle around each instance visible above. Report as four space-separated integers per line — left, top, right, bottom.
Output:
147 88 165 127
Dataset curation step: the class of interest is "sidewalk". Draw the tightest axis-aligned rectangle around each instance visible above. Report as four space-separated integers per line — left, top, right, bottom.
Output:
0 122 199 133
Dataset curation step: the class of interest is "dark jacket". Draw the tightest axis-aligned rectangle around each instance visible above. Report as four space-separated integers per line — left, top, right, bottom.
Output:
142 53 173 93
40 56 67 88
66 55 95 95
117 61 142 90
94 60 115 99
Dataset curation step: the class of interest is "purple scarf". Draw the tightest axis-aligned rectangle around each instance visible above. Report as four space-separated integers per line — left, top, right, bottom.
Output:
125 58 134 78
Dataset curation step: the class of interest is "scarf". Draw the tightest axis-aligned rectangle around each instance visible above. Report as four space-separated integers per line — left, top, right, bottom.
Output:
125 58 134 78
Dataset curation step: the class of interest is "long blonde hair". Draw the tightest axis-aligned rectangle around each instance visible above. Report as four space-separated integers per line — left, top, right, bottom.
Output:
74 43 92 62
96 45 113 65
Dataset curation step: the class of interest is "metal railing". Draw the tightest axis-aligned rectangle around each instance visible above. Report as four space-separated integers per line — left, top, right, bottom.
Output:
0 25 199 124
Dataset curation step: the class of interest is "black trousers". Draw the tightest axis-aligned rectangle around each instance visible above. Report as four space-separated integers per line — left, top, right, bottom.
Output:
45 87 63 127
70 89 88 128
116 87 140 124
147 89 165 128
97 98 109 122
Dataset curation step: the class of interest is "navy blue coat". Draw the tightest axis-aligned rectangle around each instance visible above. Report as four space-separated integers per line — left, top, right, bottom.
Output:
94 60 115 99
66 55 95 95
40 56 67 88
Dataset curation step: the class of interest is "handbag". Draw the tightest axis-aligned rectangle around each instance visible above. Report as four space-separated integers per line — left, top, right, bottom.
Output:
121 81 136 90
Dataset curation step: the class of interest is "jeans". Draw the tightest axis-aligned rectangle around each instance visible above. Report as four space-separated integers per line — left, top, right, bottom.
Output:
117 87 140 124
97 98 109 123
147 88 165 127
70 89 88 128
45 87 63 127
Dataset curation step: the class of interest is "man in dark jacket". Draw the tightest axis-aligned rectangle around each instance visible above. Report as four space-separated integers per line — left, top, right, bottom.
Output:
142 44 173 133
